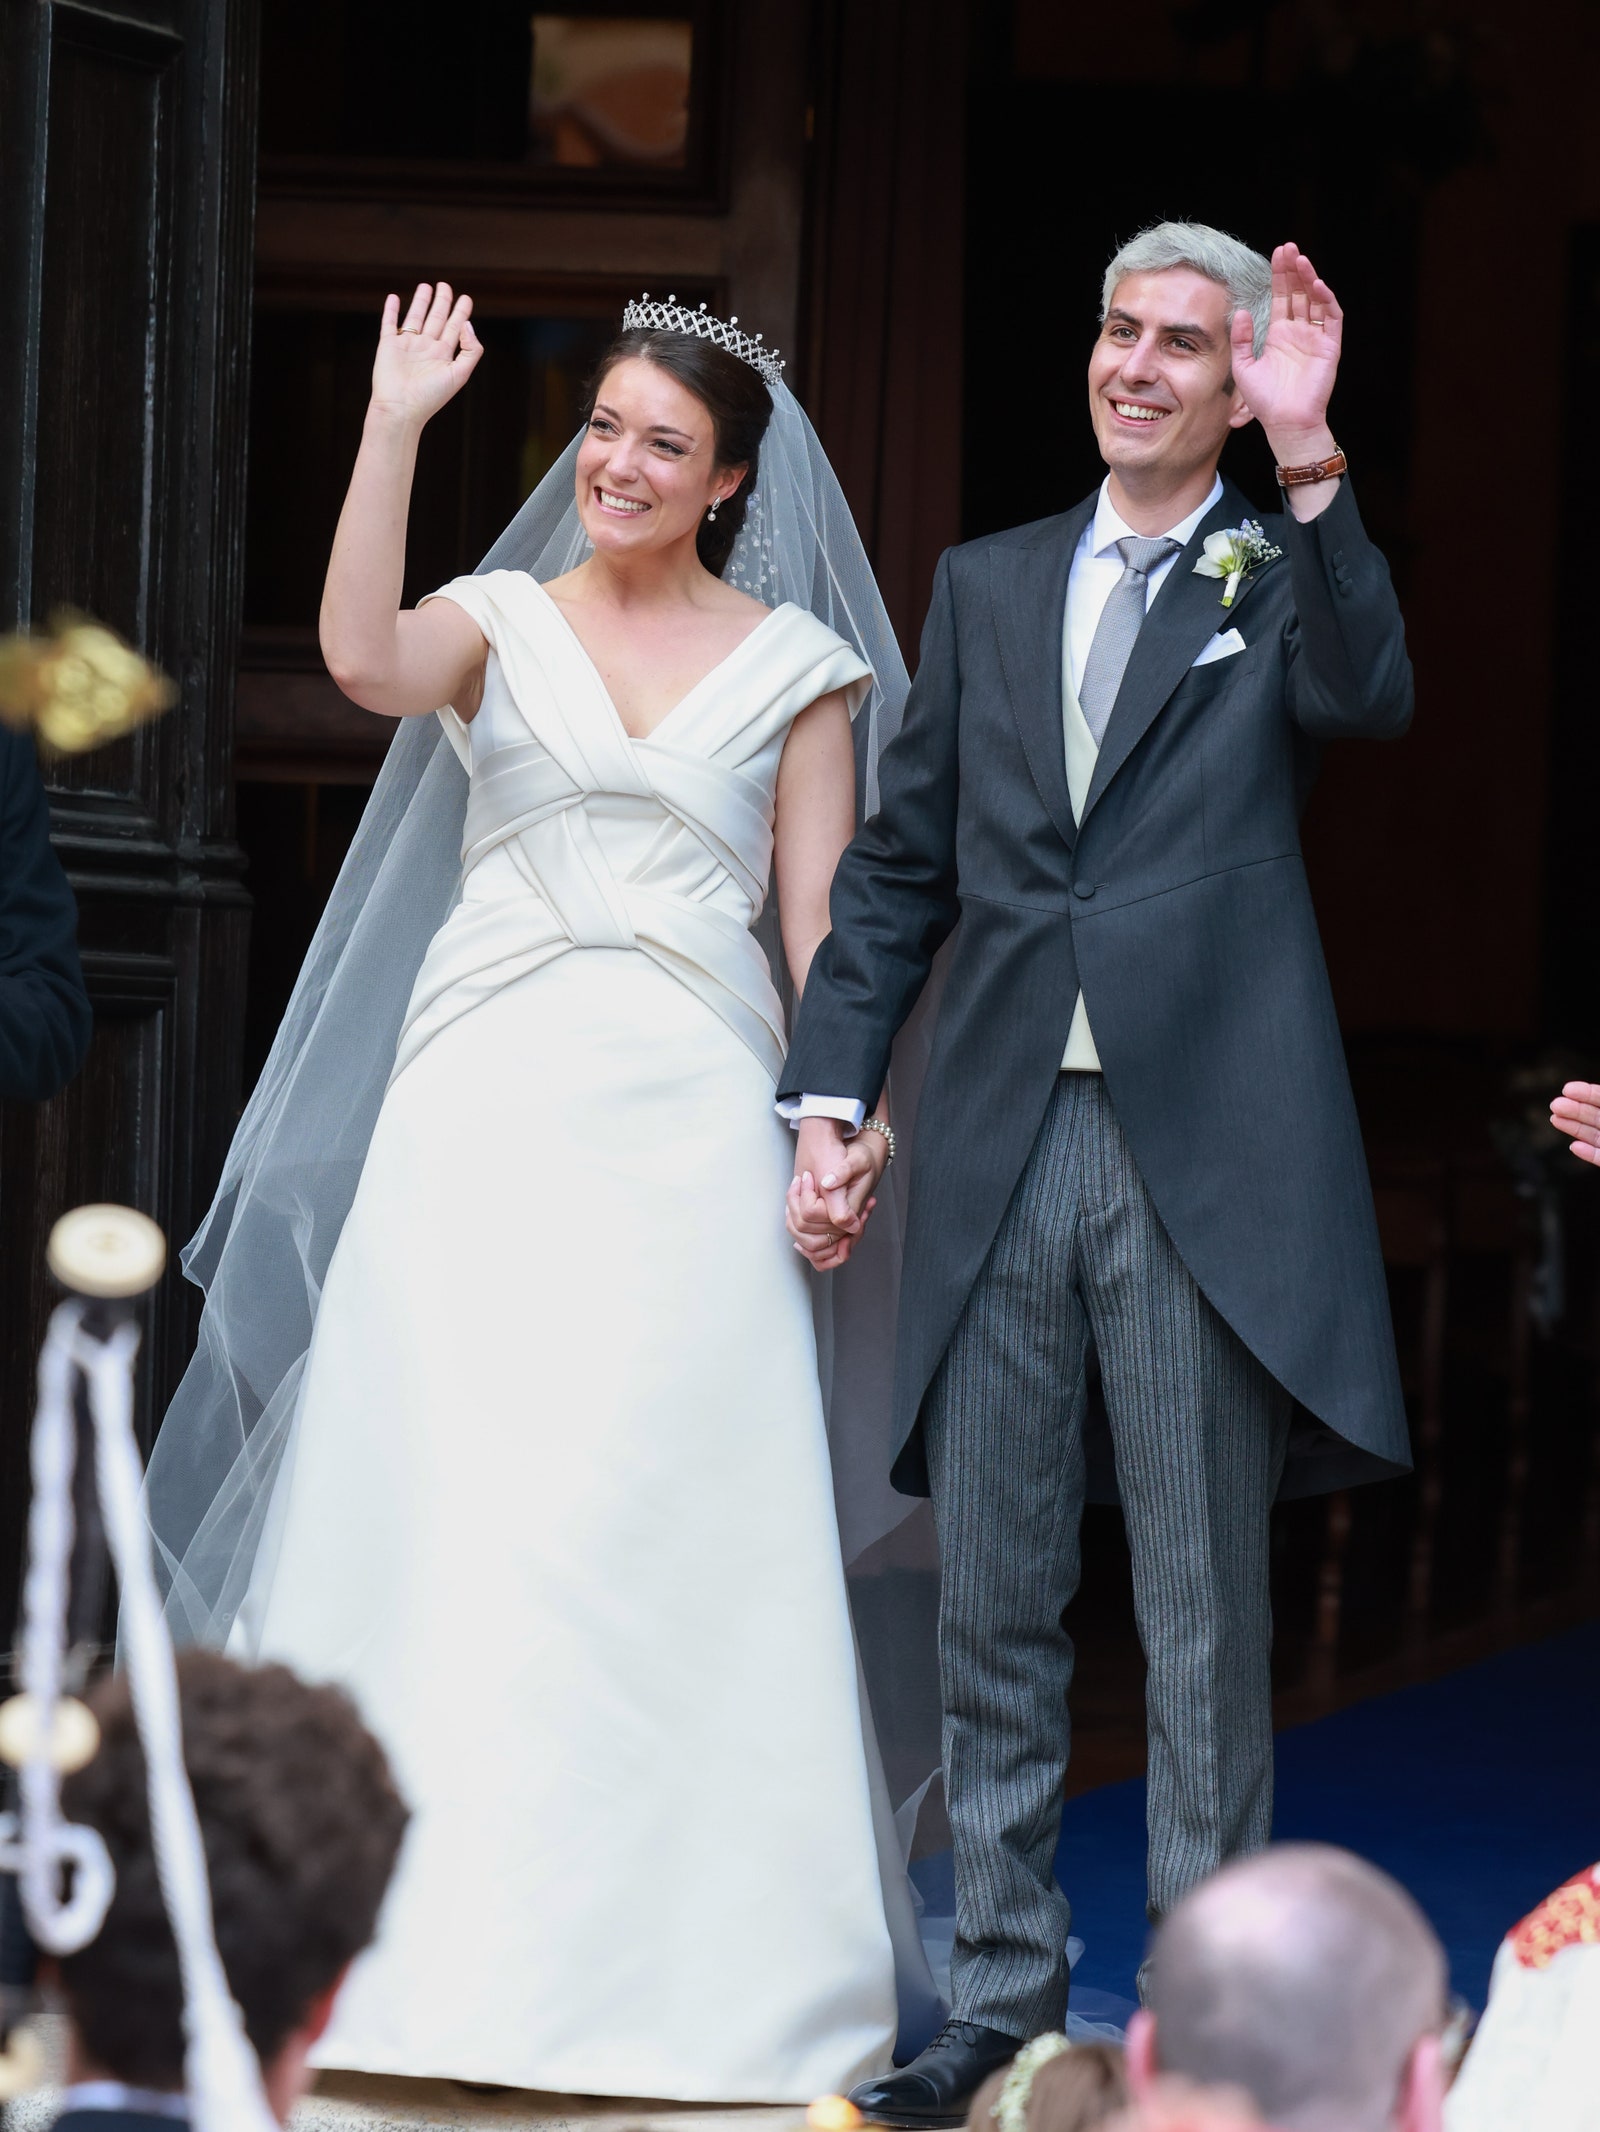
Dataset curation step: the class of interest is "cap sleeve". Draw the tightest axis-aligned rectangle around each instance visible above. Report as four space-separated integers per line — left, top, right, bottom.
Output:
416 570 523 763
418 571 512 642
784 610 874 718
839 659 873 721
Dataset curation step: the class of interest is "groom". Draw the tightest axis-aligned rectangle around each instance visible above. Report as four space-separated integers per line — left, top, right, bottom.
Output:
783 223 1413 2120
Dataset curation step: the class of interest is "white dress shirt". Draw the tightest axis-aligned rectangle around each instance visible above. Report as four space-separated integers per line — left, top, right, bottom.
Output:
784 473 1223 1128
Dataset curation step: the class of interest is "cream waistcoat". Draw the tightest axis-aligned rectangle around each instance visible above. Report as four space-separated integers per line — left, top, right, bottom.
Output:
1060 659 1103 1073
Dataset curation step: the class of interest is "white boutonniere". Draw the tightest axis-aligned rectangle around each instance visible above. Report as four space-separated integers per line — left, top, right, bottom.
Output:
1193 520 1283 608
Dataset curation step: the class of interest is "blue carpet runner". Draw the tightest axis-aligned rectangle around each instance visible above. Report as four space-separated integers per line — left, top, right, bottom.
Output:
910 1620 1600 2025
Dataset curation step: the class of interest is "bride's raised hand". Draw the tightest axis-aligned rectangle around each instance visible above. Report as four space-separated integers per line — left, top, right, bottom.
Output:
370 281 483 427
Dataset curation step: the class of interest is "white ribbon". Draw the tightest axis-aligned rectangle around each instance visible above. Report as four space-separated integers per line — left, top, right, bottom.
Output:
0 1302 278 2132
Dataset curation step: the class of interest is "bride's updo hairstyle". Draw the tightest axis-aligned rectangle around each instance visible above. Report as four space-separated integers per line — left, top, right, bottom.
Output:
583 327 774 579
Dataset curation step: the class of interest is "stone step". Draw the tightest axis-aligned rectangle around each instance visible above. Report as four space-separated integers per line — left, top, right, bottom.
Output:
5 2021 809 2132
303 2073 808 2132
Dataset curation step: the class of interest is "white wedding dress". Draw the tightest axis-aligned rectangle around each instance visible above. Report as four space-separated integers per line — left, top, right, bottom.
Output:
229 573 900 2099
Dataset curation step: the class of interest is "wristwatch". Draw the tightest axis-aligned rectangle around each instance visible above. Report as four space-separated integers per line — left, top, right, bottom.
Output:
1275 444 1348 488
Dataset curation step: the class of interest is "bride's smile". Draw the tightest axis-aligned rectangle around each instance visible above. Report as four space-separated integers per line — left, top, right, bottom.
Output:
576 354 739 557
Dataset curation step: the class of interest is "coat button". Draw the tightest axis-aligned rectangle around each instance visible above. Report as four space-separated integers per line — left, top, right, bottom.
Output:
1073 881 1097 900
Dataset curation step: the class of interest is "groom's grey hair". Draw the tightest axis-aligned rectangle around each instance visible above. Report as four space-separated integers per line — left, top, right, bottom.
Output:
1147 1844 1447 2132
1102 222 1272 356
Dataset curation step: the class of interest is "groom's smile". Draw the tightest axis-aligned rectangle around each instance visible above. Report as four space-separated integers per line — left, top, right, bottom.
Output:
1087 265 1255 509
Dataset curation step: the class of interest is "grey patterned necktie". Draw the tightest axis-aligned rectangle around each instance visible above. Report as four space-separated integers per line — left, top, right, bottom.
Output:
1077 535 1182 746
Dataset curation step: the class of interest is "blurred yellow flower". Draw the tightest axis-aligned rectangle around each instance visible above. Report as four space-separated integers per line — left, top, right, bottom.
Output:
0 611 176 755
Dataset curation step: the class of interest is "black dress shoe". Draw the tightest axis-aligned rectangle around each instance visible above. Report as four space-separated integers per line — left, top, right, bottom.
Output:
849 2018 1024 2128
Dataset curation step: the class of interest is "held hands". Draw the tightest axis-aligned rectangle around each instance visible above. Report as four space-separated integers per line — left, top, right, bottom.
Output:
371 282 484 429
786 1118 888 1272
1229 242 1343 462
1551 1082 1600 1166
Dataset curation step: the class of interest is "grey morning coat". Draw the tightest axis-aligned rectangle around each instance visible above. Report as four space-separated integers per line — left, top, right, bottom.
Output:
780 476 1414 1501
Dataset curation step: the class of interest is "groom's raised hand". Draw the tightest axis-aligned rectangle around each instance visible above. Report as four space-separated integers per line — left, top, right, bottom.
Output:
1230 242 1344 522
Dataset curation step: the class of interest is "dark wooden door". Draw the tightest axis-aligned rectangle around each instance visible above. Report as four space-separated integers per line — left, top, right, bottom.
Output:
0 0 260 1650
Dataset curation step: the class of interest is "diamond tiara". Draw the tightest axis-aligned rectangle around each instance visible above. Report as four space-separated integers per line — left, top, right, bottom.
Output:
620 293 785 388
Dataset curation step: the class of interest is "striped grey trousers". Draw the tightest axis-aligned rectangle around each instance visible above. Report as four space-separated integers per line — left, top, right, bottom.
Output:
923 1072 1291 2036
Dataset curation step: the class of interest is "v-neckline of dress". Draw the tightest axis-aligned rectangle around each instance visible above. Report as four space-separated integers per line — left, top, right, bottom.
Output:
528 578 790 748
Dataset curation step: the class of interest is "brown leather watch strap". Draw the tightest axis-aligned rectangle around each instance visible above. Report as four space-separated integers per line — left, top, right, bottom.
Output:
1275 445 1348 488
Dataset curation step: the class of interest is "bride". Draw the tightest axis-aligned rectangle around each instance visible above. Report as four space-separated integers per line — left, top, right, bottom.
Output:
145 283 938 2101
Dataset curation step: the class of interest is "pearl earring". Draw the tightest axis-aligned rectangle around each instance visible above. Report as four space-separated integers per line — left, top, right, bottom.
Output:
707 497 721 522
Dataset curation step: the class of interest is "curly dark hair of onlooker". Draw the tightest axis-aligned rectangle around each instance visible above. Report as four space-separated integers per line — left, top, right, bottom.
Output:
583 326 774 579
967 2042 1130 2132
57 1650 409 2089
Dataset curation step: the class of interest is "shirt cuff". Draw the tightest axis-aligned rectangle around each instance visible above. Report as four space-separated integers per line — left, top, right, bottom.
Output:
775 1093 867 1133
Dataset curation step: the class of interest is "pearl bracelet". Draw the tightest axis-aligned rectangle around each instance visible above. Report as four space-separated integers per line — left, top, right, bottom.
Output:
860 1115 896 1166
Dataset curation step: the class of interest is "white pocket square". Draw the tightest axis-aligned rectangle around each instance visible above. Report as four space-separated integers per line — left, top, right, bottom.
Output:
1190 628 1248 668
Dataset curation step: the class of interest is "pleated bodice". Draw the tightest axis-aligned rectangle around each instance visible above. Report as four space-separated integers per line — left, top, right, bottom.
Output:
393 572 871 1085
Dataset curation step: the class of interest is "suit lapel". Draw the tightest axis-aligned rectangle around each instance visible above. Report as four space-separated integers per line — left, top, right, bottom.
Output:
988 498 1094 852
1081 480 1275 825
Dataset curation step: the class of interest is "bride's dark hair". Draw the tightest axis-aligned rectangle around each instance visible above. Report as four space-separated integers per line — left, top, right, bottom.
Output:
583 328 774 579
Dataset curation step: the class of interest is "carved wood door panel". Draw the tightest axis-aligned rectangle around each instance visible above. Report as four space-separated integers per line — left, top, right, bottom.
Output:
0 0 260 1649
